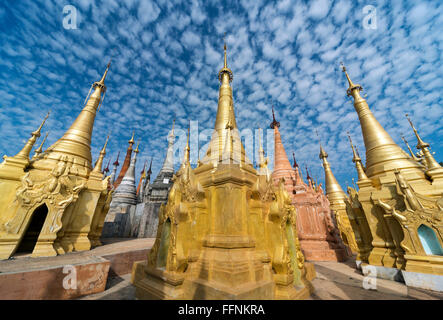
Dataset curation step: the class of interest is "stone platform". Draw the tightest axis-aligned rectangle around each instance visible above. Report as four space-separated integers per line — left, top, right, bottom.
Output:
81 258 443 300
0 238 154 300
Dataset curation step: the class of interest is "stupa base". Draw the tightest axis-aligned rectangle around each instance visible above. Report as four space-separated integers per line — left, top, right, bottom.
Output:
361 263 404 282
402 270 443 292
132 260 275 300
132 260 316 300
400 254 443 292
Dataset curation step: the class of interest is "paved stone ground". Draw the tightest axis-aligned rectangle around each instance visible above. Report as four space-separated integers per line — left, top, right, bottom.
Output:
80 256 443 300
308 259 443 300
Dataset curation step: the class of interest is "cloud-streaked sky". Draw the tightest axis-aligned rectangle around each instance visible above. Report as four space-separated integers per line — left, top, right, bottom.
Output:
0 0 442 190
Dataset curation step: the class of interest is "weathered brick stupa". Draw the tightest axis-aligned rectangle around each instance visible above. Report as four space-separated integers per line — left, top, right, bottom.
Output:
270 108 349 261
131 41 315 300
0 63 113 259
113 132 135 189
102 139 140 238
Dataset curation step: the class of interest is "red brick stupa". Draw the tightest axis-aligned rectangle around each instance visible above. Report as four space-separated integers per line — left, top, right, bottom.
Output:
270 107 348 261
113 132 135 189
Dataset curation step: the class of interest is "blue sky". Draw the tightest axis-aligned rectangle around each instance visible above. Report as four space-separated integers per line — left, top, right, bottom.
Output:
0 0 442 190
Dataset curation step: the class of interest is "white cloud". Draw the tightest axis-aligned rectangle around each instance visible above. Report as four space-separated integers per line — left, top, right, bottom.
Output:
137 0 161 25
308 0 332 19
181 29 201 47
0 0 441 189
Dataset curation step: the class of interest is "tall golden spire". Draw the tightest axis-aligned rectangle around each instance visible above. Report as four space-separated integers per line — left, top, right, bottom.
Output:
98 60 111 85
223 35 228 69
136 160 147 197
347 133 370 182
129 131 135 145
405 113 442 172
37 62 110 170
202 37 250 166
134 140 140 154
257 127 270 178
14 111 50 161
257 128 266 167
341 63 422 178
184 122 190 164
319 144 347 202
92 135 109 173
32 131 49 159
401 135 420 162
179 122 191 168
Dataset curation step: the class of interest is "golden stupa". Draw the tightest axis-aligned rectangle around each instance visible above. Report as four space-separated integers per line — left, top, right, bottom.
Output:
0 63 113 259
318 143 360 255
131 42 316 299
321 64 443 291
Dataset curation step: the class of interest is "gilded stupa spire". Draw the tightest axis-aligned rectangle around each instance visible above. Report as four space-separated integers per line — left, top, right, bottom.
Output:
341 63 363 98
202 36 250 166
405 113 441 172
257 127 270 178
401 135 420 162
347 132 370 182
14 111 49 161
257 128 265 166
136 160 147 197
183 122 190 165
319 144 347 202
223 36 227 68
141 161 147 177
141 156 153 196
129 131 135 145
37 62 111 170
134 140 140 154
92 135 109 173
218 32 233 83
340 63 422 178
98 60 111 85
32 131 49 159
